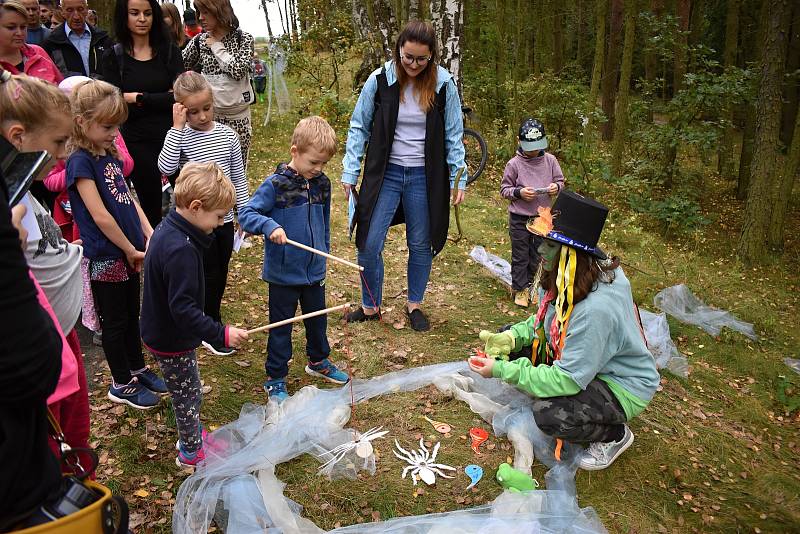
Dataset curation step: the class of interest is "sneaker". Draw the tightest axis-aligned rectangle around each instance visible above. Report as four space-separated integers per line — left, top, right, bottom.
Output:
133 367 168 394
305 358 350 385
264 378 289 403
201 340 236 356
107 377 160 410
344 307 381 323
175 446 206 469
578 425 634 471
175 428 209 451
514 291 529 307
405 308 430 332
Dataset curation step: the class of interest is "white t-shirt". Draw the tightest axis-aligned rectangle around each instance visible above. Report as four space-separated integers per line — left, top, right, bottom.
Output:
389 83 426 168
25 195 83 332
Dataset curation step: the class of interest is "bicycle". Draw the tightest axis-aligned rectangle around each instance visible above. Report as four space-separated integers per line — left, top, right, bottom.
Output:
462 106 488 186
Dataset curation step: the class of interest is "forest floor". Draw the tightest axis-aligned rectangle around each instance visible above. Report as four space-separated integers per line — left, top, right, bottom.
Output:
81 98 800 533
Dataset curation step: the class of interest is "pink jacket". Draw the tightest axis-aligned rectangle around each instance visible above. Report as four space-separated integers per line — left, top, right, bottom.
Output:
30 272 80 405
0 44 63 85
44 134 135 193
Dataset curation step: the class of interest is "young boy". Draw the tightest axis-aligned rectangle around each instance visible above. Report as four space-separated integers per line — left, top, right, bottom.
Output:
500 118 564 308
239 116 348 403
140 162 248 467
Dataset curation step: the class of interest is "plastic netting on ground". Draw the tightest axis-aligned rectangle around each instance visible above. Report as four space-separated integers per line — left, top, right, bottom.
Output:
173 362 607 533
654 284 757 340
469 246 512 288
639 309 689 377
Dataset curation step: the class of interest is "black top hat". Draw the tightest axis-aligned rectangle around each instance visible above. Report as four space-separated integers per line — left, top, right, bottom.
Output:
183 8 197 25
526 190 609 259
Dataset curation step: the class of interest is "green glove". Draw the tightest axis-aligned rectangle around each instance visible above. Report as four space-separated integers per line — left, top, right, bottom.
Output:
495 463 539 493
478 330 516 360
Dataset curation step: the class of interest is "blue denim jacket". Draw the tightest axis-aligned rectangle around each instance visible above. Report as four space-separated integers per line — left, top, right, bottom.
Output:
342 60 466 189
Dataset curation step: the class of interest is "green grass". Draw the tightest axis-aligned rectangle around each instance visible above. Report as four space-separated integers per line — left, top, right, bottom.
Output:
89 95 800 533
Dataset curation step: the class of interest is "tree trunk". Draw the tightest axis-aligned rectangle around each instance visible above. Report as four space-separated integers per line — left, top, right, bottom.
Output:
589 0 607 114
600 0 623 140
276 0 287 36
738 0 790 263
717 0 740 180
260 0 275 39
673 0 691 94
643 0 663 123
769 95 800 250
611 0 636 177
290 0 299 41
430 0 464 93
780 3 800 147
553 0 564 72
352 0 398 89
93 0 114 35
576 0 585 73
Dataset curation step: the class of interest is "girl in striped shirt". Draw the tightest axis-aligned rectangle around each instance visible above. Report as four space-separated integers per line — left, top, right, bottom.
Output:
158 71 249 356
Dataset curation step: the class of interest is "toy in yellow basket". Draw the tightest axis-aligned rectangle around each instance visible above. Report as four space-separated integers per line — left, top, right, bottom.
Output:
468 190 659 470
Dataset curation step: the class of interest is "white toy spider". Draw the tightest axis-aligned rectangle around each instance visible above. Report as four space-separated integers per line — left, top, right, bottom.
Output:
317 426 389 476
393 438 457 486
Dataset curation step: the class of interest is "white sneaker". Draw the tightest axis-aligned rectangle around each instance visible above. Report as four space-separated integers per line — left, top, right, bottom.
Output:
578 425 634 471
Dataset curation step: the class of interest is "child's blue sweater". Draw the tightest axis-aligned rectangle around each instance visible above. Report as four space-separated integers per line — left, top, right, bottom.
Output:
239 165 331 286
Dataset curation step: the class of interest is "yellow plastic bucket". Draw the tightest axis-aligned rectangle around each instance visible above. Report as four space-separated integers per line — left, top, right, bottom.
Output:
14 480 117 534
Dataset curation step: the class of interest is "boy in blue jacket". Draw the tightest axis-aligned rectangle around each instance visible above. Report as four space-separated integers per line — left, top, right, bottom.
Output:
239 116 349 403
141 162 248 468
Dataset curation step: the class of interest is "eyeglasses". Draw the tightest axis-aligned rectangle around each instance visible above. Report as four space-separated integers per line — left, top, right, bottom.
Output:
400 52 431 66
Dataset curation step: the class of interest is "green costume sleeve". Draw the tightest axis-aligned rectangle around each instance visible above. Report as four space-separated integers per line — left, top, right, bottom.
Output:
492 357 582 398
508 313 539 351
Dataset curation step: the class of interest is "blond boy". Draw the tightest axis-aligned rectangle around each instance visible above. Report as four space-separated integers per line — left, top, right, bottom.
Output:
141 162 248 468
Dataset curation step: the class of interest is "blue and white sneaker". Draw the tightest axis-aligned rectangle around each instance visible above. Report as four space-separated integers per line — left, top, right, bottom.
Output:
305 359 350 385
107 377 160 410
133 367 168 394
264 379 289 404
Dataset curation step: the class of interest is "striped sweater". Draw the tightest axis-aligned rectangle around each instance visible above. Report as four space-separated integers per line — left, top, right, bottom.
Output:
157 122 249 222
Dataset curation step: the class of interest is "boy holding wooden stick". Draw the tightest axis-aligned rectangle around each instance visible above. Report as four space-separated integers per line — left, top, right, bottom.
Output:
240 116 350 404
140 162 248 468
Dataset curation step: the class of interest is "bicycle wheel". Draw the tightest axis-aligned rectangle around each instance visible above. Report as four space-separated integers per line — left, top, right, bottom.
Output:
463 128 487 185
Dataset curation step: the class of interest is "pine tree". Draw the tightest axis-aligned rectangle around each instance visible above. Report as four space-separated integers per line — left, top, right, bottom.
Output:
611 0 636 177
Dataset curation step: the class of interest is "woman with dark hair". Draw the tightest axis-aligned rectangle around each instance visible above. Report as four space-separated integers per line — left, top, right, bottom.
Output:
342 20 466 332
101 0 183 226
469 191 660 471
182 0 254 170
162 2 187 49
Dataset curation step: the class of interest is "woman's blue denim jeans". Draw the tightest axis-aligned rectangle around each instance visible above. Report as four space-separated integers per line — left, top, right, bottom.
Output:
358 163 432 309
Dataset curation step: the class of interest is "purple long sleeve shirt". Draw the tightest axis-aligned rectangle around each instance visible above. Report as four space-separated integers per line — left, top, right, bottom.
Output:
500 150 565 217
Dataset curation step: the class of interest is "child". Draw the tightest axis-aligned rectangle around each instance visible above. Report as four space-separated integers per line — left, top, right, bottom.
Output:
140 162 248 468
499 118 564 308
66 79 166 410
157 71 250 356
239 116 348 403
253 56 267 103
470 191 659 471
0 71 94 473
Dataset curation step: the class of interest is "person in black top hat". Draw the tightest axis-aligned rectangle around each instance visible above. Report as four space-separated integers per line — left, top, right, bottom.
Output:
468 190 660 471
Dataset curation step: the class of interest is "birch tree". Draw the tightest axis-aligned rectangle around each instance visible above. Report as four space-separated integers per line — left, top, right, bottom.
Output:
430 0 465 93
351 0 397 89
260 0 275 39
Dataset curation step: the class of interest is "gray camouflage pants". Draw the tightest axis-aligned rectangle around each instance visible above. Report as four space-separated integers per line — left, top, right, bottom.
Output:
532 379 627 444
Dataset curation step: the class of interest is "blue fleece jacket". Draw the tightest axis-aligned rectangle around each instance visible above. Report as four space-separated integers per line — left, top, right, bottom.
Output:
140 210 228 354
239 165 331 286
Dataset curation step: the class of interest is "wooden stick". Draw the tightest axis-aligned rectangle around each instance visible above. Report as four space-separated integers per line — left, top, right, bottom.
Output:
285 238 364 271
246 303 351 335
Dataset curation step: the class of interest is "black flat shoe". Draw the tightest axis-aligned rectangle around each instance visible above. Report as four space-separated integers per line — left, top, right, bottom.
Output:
345 307 381 323
406 308 430 332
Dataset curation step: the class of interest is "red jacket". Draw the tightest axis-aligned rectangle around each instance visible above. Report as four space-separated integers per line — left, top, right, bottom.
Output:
0 44 63 85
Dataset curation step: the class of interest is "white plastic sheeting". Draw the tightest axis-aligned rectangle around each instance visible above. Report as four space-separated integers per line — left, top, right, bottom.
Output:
262 43 291 126
654 284 757 340
469 246 512 288
173 362 607 533
639 309 689 377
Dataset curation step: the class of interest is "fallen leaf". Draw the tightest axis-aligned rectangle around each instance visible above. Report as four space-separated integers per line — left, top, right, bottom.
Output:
234 360 251 367
133 489 149 498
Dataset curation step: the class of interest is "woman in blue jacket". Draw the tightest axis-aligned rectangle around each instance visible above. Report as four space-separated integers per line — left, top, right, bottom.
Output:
342 20 466 332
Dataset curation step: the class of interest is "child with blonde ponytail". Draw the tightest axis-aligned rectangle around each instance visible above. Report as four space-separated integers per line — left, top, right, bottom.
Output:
66 79 167 410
